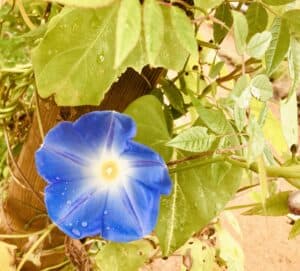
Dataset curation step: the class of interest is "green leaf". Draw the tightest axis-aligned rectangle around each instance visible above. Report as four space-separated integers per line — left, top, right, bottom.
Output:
234 105 246 132
32 4 189 106
170 6 197 57
95 240 153 271
288 37 300 95
115 0 141 68
250 99 288 157
232 11 248 55
47 0 115 7
143 0 164 65
157 108 242 255
280 91 298 148
289 220 300 239
209 61 224 79
265 17 290 75
249 74 273 102
246 3 268 40
231 74 251 109
246 31 272 59
194 0 223 11
244 191 290 216
124 95 172 161
283 10 300 38
262 0 295 5
178 239 216 271
247 117 265 163
167 126 216 152
213 3 233 44
196 106 232 135
161 79 185 114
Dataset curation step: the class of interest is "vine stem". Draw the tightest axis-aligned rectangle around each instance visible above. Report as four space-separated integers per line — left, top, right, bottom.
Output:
15 0 36 30
17 224 56 271
2 122 44 205
169 154 300 180
34 89 45 139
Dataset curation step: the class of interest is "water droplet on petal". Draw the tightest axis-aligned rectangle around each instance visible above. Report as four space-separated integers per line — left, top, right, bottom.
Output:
81 221 88 227
67 200 71 205
106 226 110 231
72 228 80 237
104 210 108 215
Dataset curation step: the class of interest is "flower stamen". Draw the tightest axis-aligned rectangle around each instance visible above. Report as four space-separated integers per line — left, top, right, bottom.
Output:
101 160 119 181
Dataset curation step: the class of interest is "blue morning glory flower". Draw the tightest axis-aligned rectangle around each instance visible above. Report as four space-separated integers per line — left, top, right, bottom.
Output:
35 111 172 242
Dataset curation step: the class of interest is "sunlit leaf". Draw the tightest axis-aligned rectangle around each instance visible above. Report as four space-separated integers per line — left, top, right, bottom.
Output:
45 0 115 7
167 126 216 152
115 0 141 68
280 91 299 148
246 3 268 40
262 0 295 5
265 17 290 75
157 108 242 255
246 31 272 59
247 117 265 163
283 9 300 38
288 37 300 96
194 0 223 11
170 6 198 57
143 0 164 65
213 3 233 44
95 240 154 271
232 11 248 55
124 95 172 161
249 74 273 102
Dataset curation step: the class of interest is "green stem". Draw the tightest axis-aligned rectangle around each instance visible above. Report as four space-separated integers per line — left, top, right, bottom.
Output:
169 156 225 174
225 203 259 211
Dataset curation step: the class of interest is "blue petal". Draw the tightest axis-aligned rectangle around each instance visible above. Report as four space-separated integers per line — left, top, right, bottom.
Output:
73 111 136 153
121 141 172 195
35 123 92 183
101 184 160 242
45 180 108 239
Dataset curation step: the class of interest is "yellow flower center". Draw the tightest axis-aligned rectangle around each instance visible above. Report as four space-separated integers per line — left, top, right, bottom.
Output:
101 160 119 182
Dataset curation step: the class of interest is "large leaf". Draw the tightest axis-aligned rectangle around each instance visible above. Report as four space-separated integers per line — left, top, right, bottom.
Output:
194 0 223 11
46 0 115 7
95 240 154 271
245 3 268 40
246 31 272 59
265 17 290 75
262 0 295 5
213 3 233 44
249 74 273 102
143 0 164 65
115 0 141 68
283 9 300 38
167 126 216 152
232 11 248 55
288 38 300 95
124 95 172 161
280 91 299 148
32 3 189 106
170 6 198 57
156 108 242 255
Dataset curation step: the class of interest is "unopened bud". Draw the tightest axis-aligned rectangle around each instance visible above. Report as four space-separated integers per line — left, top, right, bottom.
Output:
288 191 300 215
